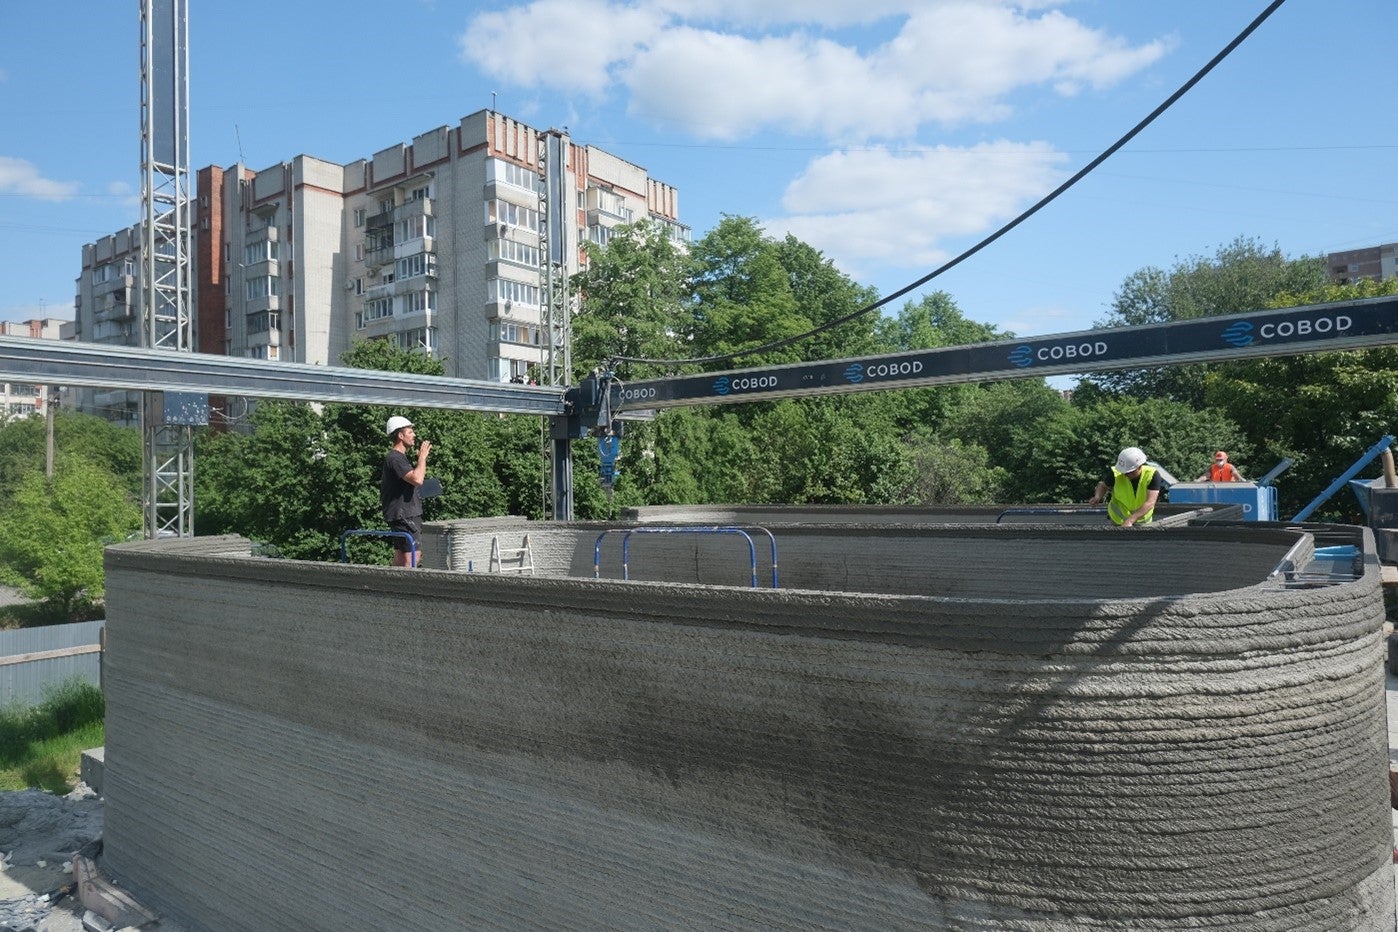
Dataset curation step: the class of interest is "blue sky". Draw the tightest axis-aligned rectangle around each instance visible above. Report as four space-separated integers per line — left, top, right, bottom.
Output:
1 0 1394 347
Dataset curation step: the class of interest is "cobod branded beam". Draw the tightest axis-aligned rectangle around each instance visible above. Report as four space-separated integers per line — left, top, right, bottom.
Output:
0 337 564 415
617 294 1398 410
100 524 1395 930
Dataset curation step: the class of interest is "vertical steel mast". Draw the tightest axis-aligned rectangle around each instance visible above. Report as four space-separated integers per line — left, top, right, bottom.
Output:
538 130 574 519
139 0 195 537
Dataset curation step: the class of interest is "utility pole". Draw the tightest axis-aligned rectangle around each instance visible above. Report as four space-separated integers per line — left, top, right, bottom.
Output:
44 386 54 480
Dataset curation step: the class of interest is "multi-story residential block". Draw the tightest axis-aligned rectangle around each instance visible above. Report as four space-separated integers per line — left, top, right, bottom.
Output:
201 109 686 381
1326 243 1398 285
72 109 686 423
0 318 66 420
72 227 143 423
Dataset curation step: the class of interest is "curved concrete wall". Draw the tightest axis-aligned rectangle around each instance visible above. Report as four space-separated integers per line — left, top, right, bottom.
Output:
100 529 1395 930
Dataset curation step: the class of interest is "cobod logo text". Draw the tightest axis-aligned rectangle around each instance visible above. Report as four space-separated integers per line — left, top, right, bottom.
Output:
861 360 924 380
714 375 778 395
1258 315 1351 339
1034 341 1108 362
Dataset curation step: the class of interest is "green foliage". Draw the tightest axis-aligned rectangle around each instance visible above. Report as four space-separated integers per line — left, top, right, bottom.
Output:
688 216 812 364
0 411 140 499
1079 237 1329 405
0 679 105 793
0 458 141 619
1203 277 1398 518
572 219 697 377
197 339 546 559
1014 396 1250 504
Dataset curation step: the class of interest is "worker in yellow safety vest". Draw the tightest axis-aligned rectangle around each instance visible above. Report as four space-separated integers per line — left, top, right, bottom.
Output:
1087 447 1166 528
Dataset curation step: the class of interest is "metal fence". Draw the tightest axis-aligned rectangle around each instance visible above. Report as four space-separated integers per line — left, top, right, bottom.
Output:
0 620 104 708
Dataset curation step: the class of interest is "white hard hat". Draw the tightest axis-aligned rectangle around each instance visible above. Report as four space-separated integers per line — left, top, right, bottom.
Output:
385 415 413 437
1116 447 1147 472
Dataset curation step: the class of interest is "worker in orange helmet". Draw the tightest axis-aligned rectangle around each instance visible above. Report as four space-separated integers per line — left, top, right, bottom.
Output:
1196 450 1244 482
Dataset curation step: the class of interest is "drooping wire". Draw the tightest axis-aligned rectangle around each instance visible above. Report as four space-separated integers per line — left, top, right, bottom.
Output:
608 0 1290 372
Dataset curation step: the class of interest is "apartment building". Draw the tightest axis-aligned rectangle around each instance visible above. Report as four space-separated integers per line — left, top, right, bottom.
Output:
71 109 686 424
72 226 143 423
1326 243 1398 285
201 109 686 381
0 318 65 420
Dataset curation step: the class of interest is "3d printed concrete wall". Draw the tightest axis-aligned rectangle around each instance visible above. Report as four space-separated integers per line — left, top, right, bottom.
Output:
100 527 1395 930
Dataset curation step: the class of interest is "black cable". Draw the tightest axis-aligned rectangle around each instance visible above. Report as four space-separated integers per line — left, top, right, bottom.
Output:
609 0 1290 372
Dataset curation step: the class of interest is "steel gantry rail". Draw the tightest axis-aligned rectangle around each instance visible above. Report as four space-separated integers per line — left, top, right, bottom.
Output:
610 295 1398 411
0 338 565 415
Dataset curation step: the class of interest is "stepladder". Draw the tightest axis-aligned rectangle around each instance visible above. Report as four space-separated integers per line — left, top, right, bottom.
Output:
489 534 534 575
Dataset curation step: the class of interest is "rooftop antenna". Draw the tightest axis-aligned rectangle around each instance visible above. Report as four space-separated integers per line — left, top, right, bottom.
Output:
235 124 245 163
491 91 497 111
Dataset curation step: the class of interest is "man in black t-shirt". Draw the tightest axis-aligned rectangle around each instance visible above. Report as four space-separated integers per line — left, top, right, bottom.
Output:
381 415 432 566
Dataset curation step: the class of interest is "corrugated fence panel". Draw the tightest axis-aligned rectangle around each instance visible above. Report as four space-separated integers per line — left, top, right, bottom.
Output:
0 620 104 707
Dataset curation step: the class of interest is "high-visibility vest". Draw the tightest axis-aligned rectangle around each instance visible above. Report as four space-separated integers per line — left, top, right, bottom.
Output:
1108 464 1158 526
1209 463 1235 481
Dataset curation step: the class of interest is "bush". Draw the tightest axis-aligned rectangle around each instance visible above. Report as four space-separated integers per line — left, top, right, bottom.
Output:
0 679 105 768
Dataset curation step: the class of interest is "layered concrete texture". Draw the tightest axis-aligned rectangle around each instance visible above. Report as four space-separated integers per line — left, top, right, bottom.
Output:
101 527 1395 930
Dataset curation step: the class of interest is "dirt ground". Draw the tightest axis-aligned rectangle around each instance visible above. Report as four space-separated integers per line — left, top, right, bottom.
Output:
0 786 101 932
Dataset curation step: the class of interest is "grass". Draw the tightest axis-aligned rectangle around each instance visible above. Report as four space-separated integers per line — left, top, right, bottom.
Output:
0 679 105 793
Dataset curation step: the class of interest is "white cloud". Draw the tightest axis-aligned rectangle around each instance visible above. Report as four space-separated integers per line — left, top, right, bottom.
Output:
0 157 78 201
766 141 1069 272
460 0 1170 140
460 0 664 98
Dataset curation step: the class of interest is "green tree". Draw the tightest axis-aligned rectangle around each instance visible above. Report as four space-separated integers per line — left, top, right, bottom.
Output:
1203 277 1398 518
0 411 140 499
0 458 141 620
1077 237 1328 405
197 339 548 558
773 234 882 361
571 219 696 378
1015 396 1250 504
688 216 812 364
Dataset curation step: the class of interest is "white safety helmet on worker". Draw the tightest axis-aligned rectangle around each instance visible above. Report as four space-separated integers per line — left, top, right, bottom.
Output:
385 415 413 437
1116 447 1147 473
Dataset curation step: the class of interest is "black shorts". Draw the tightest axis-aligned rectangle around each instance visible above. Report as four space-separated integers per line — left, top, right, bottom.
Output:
388 517 422 552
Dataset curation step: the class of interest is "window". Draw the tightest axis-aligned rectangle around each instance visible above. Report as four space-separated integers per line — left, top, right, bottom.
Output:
353 278 363 296
488 158 542 194
244 239 278 265
363 296 394 322
409 185 430 201
486 199 540 233
396 327 438 353
395 252 437 280
489 238 541 267
486 278 540 308
490 322 540 345
247 311 280 334
403 290 436 315
354 243 364 261
353 208 366 227
245 275 279 300
396 215 436 242
378 197 394 215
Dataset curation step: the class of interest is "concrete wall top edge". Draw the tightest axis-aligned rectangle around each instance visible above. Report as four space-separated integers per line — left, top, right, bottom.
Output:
103 530 1380 656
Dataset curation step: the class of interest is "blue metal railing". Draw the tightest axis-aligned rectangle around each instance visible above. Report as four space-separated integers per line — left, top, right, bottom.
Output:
593 526 778 588
339 529 418 568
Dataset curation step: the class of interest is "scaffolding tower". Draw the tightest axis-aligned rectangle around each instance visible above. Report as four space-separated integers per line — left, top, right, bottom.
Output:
139 0 197 537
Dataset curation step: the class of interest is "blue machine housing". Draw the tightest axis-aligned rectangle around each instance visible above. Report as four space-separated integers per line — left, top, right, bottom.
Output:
1167 481 1277 522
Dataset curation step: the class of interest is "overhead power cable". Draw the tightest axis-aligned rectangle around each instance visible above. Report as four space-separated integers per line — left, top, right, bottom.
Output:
610 0 1290 372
